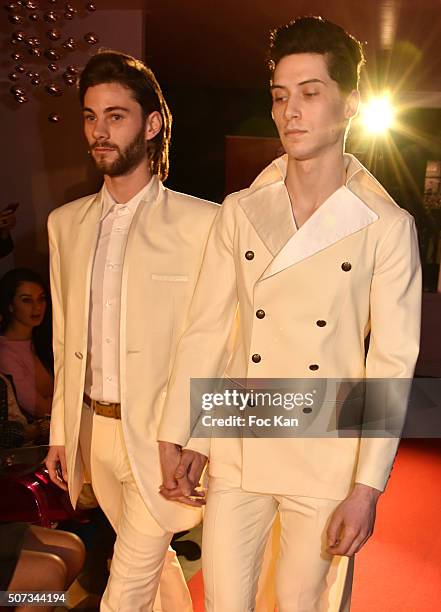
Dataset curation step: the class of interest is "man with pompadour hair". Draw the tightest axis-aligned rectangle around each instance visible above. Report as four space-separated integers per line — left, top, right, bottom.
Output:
46 49 218 611
158 16 421 611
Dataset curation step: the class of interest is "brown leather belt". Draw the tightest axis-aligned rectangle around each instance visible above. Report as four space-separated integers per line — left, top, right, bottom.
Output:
83 394 121 419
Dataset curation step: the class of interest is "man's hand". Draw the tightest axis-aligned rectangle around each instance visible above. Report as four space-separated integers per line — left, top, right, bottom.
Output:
326 483 381 557
175 449 207 496
158 442 207 507
45 445 68 491
158 440 183 490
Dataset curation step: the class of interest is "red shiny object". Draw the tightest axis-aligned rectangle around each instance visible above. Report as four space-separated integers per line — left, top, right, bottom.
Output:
0 466 79 526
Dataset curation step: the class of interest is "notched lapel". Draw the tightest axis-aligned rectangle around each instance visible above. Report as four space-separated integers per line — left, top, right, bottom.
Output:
239 180 296 257
260 185 379 280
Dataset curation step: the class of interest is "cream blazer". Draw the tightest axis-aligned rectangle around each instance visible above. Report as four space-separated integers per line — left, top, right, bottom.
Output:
48 176 218 531
159 154 422 500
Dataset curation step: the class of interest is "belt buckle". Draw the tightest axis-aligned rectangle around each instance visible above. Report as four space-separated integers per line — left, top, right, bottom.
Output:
93 400 121 419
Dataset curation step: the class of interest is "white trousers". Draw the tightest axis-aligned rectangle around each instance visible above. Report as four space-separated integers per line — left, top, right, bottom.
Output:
81 410 192 612
202 477 352 612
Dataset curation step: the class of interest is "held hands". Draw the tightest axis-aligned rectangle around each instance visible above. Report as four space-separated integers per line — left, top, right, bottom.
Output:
158 441 207 507
45 445 68 491
326 483 381 557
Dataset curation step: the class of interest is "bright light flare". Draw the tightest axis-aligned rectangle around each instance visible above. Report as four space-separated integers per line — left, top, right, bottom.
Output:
361 96 395 134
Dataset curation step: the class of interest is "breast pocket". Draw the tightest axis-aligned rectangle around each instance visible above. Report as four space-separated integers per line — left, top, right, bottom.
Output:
150 273 192 374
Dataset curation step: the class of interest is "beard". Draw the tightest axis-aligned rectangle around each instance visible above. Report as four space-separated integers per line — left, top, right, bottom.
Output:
91 124 148 177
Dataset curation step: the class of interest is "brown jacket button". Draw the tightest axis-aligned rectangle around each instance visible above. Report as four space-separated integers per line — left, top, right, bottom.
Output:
341 262 352 272
309 364 319 371
316 320 326 327
252 354 261 363
245 250 254 260
256 309 266 319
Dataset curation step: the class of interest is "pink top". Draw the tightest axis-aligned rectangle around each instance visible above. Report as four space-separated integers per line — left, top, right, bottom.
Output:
0 336 53 417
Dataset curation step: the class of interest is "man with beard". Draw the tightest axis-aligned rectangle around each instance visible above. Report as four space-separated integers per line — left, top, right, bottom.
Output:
45 51 217 611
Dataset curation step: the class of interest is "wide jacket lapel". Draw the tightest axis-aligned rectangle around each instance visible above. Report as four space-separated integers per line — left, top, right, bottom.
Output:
260 184 378 280
239 176 296 258
239 153 378 281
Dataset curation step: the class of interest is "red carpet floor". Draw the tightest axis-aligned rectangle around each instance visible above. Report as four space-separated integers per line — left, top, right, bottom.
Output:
188 439 441 611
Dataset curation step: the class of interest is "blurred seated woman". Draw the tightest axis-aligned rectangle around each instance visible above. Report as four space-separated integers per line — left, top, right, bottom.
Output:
1 522 85 612
0 372 49 448
0 268 53 419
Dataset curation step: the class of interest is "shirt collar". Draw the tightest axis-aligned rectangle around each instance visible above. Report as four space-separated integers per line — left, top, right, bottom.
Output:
100 176 157 220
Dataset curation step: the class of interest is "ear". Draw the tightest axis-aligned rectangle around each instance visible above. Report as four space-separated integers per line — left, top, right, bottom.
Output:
145 111 163 141
345 90 360 120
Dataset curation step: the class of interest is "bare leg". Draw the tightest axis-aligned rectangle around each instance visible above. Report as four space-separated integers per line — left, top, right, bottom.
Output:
21 525 86 589
8 549 66 612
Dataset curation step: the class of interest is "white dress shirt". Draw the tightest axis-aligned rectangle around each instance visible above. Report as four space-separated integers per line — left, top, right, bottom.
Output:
85 179 155 402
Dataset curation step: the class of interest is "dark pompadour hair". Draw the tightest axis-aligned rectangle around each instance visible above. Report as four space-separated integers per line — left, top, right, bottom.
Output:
79 50 172 181
268 16 365 93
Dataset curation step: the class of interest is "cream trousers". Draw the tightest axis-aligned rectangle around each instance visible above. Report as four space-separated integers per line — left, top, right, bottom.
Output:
202 477 352 612
80 409 192 612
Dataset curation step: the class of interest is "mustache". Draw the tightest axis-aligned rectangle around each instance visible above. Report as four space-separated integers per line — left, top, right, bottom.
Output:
90 141 119 151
